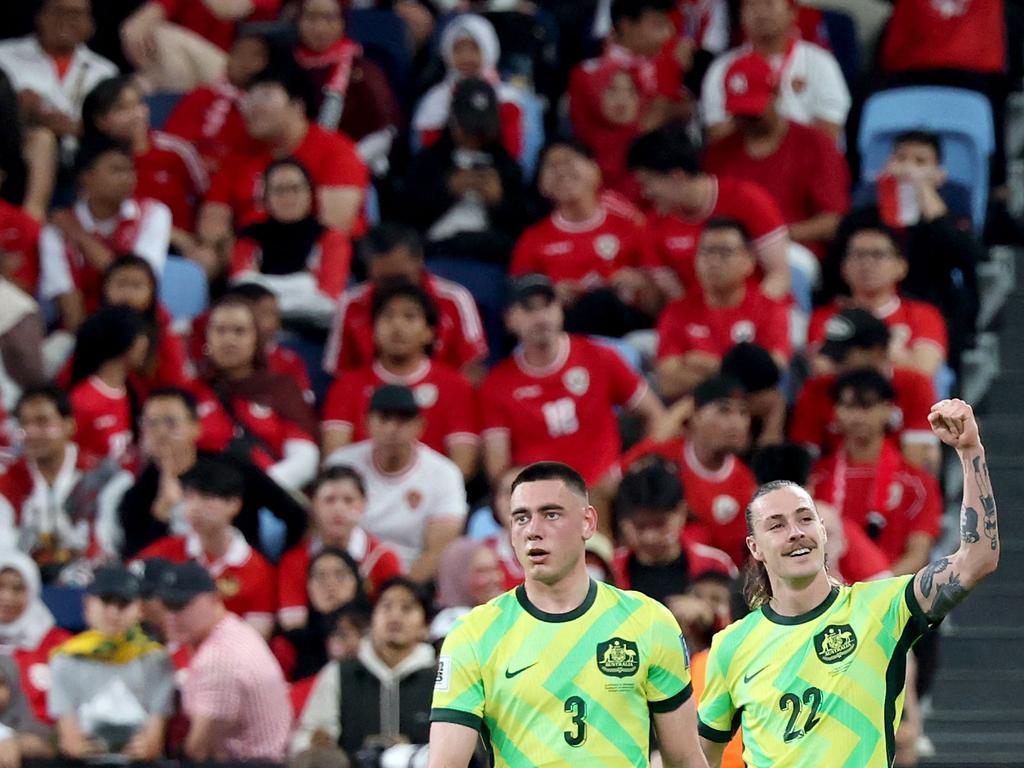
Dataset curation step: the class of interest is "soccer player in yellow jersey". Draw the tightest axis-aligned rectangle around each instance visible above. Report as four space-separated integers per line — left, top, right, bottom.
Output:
699 398 1000 767
428 461 710 768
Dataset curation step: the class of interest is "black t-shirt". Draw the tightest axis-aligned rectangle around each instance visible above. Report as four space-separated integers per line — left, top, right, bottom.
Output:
626 552 691 606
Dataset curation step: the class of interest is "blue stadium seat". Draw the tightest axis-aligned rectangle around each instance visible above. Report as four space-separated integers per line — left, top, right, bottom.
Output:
821 10 860 90
426 256 507 365
42 585 86 632
858 86 994 231
159 256 209 322
517 89 545 180
348 9 412 104
145 92 182 131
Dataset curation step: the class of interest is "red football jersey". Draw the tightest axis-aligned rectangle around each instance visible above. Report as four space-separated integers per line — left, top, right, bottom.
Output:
789 368 938 457
510 202 645 286
642 176 788 295
267 344 312 403
323 273 488 375
321 359 478 454
163 80 261 175
807 297 948 357
276 529 404 626
612 537 738 591
152 0 281 51
480 334 646 485
205 123 368 233
880 0 1005 74
483 534 524 591
811 443 942 564
229 228 352 301
15 626 72 725
0 200 41 294
703 122 849 258
655 285 791 361
135 131 208 232
69 377 133 465
136 529 276 623
621 436 757 568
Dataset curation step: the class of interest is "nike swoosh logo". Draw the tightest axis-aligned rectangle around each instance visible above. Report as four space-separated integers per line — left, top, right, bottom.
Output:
743 666 769 684
505 663 536 679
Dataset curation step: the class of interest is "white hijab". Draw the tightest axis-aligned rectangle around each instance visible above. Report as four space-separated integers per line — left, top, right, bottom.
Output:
0 549 55 651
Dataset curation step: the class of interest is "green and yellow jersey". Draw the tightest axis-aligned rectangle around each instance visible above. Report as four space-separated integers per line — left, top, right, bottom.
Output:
698 575 932 767
431 579 692 767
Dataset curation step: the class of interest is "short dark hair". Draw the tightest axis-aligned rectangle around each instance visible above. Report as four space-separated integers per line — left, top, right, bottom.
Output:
702 216 752 245
180 457 245 500
510 462 588 499
263 157 314 195
627 125 701 174
81 75 136 139
893 129 943 164
750 443 814 486
845 221 901 254
226 282 276 303
611 0 674 28
101 255 158 315
16 383 71 420
376 576 431 619
248 62 317 117
615 456 684 520
829 367 896 405
311 465 366 498
73 133 133 179
540 138 595 165
371 279 439 331
360 223 424 263
144 387 199 420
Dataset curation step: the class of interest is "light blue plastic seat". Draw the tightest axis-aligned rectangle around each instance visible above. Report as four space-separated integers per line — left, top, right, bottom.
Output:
159 256 209 322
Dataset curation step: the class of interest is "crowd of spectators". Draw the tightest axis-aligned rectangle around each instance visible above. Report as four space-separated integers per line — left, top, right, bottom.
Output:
0 0 1017 765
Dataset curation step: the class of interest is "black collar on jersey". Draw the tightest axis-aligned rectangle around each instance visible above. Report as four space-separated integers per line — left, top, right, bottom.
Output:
516 579 598 623
761 586 840 626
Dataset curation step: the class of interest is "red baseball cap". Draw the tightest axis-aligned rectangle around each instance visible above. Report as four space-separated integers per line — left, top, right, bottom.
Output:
724 52 777 117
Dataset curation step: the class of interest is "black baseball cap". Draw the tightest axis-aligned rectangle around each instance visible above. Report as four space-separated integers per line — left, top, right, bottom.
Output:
156 561 218 609
819 308 891 361
451 78 500 137
368 384 420 417
88 564 141 602
133 557 175 600
693 375 747 409
508 273 556 305
721 342 780 393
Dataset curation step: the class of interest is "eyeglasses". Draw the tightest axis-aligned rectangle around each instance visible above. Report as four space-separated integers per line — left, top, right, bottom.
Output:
845 248 898 261
266 182 309 196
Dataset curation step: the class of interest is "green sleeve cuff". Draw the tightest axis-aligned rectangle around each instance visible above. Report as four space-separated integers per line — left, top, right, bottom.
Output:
430 707 483 732
649 682 692 713
698 717 734 743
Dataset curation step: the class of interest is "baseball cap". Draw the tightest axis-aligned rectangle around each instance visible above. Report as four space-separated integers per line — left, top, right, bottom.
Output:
133 557 175 600
156 561 217 609
819 308 891 361
508 273 556 305
451 77 500 137
721 342 780 393
693 375 747 409
88 564 141 602
724 53 776 117
368 384 420 417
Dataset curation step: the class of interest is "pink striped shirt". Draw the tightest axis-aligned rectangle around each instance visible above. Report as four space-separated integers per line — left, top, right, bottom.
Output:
183 612 290 761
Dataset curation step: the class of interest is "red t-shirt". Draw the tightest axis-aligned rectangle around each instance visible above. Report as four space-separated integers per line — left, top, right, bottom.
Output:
836 515 895 584
153 0 281 51
880 0 1005 74
789 368 938 457
163 81 261 175
621 436 757 568
136 530 277 623
135 131 208 232
276 529 404 626
510 200 645 286
69 377 133 465
807 297 948 357
811 443 942 564
480 334 646 485
0 200 41 294
205 124 369 232
322 359 478 454
323 273 488 375
643 176 788 294
229 228 352 302
612 538 738 591
703 122 849 258
267 344 312 404
655 286 791 362
14 626 72 725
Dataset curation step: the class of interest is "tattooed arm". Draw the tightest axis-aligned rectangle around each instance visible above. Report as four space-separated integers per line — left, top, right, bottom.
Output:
913 399 999 623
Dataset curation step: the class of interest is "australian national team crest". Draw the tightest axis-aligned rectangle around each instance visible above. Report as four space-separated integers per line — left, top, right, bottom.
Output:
813 624 858 664
596 637 640 677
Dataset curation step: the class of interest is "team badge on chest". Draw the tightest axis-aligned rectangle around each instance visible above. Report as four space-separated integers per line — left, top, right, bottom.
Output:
563 367 590 396
594 234 621 261
596 637 640 677
813 624 858 664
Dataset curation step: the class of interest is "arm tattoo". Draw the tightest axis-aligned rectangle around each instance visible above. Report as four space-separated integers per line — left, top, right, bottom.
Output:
919 557 951 598
973 456 999 551
960 506 980 543
926 570 969 622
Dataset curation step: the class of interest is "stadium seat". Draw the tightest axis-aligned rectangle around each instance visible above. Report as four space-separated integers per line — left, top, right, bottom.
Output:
41 585 86 632
159 256 209 323
517 89 546 179
145 92 182 131
820 10 860 90
348 9 412 105
858 86 994 231
426 256 507 365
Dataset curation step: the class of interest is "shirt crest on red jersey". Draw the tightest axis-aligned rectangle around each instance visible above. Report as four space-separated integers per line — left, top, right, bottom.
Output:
712 495 741 524
563 366 590 396
217 575 241 598
667 236 695 251
248 403 272 419
406 490 423 510
686 324 711 338
594 234 620 261
730 320 756 343
413 383 439 408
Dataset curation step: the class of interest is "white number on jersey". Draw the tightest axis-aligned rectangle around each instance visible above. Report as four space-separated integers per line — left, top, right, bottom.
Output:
542 397 580 438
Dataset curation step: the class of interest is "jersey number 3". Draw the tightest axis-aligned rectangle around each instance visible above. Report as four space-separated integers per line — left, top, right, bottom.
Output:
564 696 587 747
779 687 822 743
